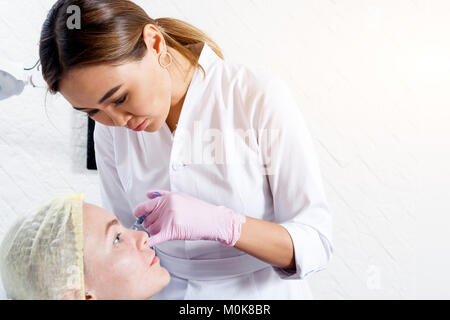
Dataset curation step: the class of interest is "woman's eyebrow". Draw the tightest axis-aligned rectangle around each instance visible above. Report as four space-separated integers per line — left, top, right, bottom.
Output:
71 83 124 111
98 84 123 104
105 218 119 236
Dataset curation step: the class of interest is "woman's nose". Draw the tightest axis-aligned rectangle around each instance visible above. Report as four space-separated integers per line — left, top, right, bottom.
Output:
103 106 132 127
136 230 150 250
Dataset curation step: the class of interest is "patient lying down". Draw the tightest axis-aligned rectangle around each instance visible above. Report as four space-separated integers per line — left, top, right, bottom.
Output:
0 194 170 300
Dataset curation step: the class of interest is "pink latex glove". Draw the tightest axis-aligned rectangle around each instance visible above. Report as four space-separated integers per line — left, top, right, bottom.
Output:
133 190 246 247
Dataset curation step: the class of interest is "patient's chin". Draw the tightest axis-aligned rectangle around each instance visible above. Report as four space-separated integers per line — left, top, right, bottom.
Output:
149 266 170 296
161 267 170 285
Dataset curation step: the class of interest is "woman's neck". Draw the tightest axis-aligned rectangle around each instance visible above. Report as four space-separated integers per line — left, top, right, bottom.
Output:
165 44 202 133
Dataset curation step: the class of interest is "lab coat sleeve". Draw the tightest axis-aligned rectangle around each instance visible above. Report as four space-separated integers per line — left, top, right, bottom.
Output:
93 123 133 224
251 75 334 280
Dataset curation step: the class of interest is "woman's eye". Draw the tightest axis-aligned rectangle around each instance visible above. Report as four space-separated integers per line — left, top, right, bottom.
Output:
113 94 128 106
87 110 99 117
113 233 122 245
85 93 127 117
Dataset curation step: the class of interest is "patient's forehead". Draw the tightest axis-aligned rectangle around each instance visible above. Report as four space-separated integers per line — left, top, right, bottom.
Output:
82 203 117 232
82 202 121 257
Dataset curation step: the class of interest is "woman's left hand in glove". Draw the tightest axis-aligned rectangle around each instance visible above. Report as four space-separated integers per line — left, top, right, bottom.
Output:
133 190 246 247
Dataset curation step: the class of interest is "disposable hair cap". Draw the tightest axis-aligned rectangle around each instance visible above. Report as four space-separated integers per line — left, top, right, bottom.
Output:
0 193 85 300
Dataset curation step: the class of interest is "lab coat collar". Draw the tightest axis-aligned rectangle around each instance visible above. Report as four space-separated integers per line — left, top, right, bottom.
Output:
161 42 219 138
196 42 221 79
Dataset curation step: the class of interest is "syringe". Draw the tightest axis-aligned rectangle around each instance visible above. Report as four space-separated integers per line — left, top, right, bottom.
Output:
131 212 153 231
131 192 161 232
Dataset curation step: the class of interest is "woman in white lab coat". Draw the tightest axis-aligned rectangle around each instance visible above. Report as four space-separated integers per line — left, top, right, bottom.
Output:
39 0 333 299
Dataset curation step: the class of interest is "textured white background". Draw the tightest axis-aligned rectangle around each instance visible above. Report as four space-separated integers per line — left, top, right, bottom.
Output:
0 0 449 299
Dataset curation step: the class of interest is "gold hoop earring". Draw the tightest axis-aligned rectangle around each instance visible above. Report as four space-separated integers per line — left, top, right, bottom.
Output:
158 51 172 69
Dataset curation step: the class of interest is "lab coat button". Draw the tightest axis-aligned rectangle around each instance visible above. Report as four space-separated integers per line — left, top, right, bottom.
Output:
172 163 184 171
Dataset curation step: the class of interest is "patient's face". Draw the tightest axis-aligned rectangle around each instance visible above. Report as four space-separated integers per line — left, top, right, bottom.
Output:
82 203 170 300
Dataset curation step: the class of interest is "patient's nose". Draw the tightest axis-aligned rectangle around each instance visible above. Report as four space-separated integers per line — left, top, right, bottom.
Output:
136 230 149 250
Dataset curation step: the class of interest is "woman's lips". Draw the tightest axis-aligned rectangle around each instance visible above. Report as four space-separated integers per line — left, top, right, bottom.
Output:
150 255 159 267
132 120 149 131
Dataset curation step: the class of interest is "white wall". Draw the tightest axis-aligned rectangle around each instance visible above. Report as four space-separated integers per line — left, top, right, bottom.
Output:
1 0 449 299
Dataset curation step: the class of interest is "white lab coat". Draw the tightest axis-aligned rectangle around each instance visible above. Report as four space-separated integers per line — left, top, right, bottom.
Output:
93 42 333 300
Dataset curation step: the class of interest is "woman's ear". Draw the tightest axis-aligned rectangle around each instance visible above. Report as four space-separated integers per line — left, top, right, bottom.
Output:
62 288 95 300
85 289 97 300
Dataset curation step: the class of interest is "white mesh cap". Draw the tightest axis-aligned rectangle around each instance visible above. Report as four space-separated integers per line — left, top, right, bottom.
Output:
0 194 85 300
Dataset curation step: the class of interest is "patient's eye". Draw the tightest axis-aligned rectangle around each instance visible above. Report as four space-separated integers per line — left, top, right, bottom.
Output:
113 233 122 245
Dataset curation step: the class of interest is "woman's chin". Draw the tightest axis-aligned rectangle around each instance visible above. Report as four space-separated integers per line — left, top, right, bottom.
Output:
144 269 170 299
158 267 171 288
143 118 162 133
143 123 154 133
162 267 170 283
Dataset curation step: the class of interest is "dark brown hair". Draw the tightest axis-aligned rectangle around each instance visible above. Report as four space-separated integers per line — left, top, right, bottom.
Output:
39 0 224 95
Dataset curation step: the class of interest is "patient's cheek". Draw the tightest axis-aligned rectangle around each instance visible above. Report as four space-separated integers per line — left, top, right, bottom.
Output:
93 258 136 293
109 255 136 276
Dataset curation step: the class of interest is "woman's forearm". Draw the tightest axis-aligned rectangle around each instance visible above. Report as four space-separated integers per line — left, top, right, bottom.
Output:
234 216 296 270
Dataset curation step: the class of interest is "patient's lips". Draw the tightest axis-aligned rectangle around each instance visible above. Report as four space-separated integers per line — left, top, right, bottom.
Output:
150 255 159 267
